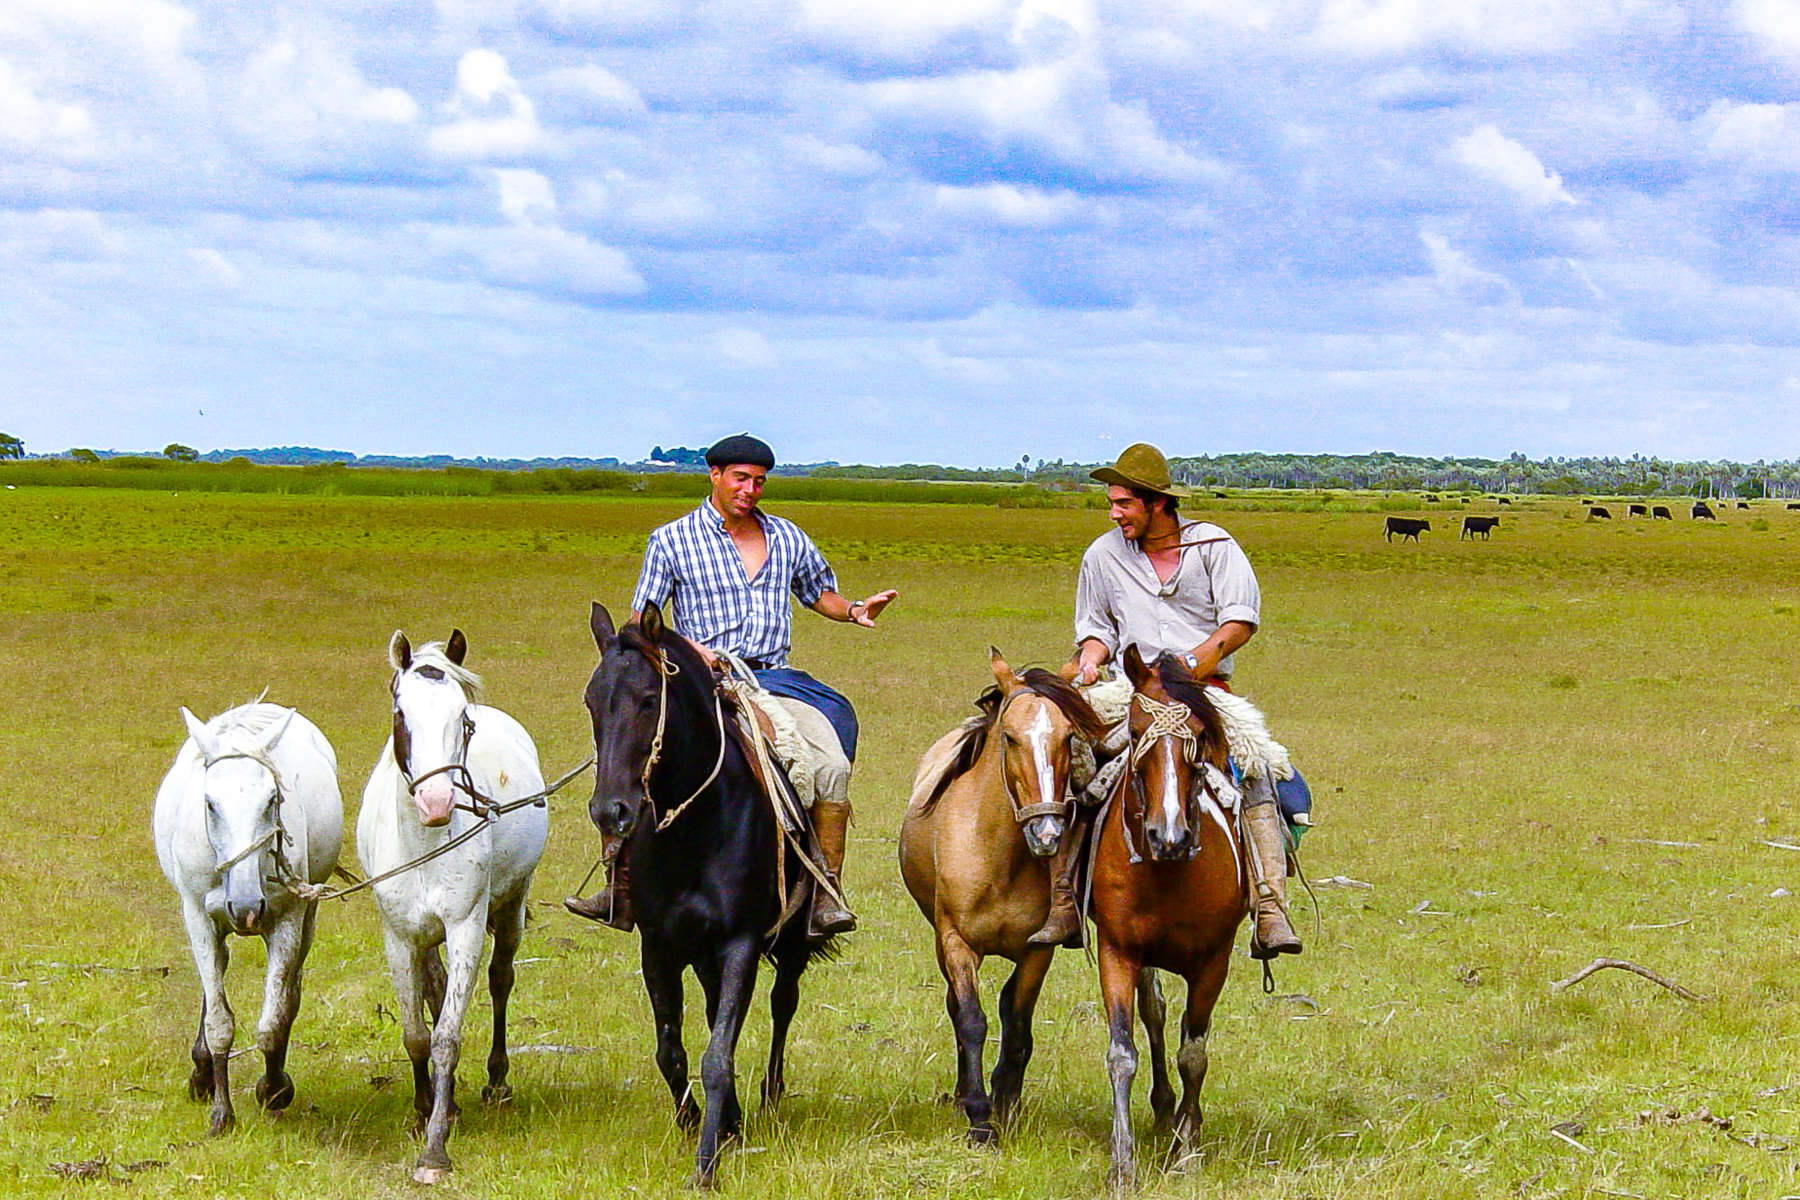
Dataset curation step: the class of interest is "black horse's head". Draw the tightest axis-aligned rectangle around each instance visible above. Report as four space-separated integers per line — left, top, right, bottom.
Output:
585 600 695 839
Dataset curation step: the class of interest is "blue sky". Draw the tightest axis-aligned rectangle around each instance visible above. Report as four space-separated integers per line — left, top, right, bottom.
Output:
3 0 1799 466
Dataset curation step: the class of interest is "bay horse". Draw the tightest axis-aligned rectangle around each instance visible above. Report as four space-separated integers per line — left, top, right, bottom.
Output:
1091 644 1249 1190
359 630 548 1184
152 701 342 1135
585 601 833 1189
898 650 1105 1144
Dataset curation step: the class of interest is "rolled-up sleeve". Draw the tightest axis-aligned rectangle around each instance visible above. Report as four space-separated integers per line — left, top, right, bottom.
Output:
789 533 837 607
1206 537 1261 628
1073 550 1119 657
631 532 676 614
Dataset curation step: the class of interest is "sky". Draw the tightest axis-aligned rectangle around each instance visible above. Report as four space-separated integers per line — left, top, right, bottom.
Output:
2 0 1799 467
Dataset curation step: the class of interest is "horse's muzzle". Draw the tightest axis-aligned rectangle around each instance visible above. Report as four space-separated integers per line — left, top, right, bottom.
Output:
592 792 638 838
225 897 266 935
1021 815 1064 858
1142 823 1195 862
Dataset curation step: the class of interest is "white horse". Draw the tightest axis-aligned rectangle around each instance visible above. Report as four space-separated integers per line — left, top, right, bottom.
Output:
359 629 548 1184
152 701 343 1135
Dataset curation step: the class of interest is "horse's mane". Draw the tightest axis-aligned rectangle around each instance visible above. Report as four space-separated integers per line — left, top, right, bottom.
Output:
919 668 1105 814
205 700 287 744
1153 655 1228 758
405 642 484 702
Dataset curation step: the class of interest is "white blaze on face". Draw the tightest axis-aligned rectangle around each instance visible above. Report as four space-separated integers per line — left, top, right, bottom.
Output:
395 669 468 827
1025 703 1057 806
1156 737 1185 835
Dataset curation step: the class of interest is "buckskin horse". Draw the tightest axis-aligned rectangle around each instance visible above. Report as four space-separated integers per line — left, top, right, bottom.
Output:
1090 645 1250 1190
585 601 833 1189
898 650 1105 1144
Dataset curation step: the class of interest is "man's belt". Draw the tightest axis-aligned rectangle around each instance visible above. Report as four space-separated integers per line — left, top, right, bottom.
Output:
740 656 777 671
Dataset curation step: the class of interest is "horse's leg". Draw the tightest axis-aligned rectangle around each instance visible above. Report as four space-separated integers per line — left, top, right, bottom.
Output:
483 892 527 1105
691 935 759 1190
252 901 314 1113
414 916 484 1184
761 941 804 1109
1169 954 1232 1168
382 930 434 1135
641 941 698 1132
1098 939 1142 1193
1137 970 1176 1135
988 946 1054 1129
188 1000 212 1101
423 945 448 1026
180 903 236 1135
936 929 994 1145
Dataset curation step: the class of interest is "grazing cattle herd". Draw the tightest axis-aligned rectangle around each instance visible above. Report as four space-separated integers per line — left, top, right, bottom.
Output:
1379 496 1788 544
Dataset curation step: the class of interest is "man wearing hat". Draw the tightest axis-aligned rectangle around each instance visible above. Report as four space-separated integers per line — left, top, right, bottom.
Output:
1030 441 1305 958
565 433 896 939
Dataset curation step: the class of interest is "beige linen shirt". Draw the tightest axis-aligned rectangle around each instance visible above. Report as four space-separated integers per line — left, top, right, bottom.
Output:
1074 521 1261 678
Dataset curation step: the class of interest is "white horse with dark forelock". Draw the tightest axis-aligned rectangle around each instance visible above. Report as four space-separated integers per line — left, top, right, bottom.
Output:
359 629 548 1184
152 701 343 1135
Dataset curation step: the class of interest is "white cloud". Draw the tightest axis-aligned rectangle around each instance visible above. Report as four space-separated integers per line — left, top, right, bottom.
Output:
494 167 557 223
1421 231 1515 306
1453 124 1575 206
424 221 644 298
187 247 242 289
1315 0 1683 55
0 56 93 155
715 328 775 368
932 182 1084 228
234 36 419 173
536 63 646 121
1738 0 1800 66
1701 100 1800 172
797 0 1014 59
429 49 549 161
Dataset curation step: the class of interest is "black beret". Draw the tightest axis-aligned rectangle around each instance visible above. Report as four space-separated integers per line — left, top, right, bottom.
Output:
705 433 775 470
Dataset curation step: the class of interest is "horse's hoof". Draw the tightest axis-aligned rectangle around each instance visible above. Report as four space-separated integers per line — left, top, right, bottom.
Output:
256 1073 295 1112
207 1108 235 1137
686 1167 718 1191
1108 1164 1136 1194
482 1083 512 1106
759 1080 785 1109
966 1123 999 1148
411 1165 450 1186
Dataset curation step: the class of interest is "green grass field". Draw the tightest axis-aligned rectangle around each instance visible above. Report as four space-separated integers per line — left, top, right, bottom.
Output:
5 485 1800 1198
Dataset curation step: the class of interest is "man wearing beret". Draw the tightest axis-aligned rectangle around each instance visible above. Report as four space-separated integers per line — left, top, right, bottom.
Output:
566 433 897 939
1033 441 1307 959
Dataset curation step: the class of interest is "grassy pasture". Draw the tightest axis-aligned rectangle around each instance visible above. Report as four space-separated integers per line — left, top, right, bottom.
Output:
5 486 1800 1198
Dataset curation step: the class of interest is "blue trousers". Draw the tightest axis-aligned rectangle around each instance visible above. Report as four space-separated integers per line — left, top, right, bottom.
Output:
753 668 859 763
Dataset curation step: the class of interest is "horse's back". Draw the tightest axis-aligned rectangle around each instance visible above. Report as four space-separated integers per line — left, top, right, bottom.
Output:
267 711 344 883
470 705 548 897
899 722 977 921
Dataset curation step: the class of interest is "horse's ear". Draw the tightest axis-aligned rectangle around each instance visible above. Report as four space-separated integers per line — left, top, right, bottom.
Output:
389 631 411 671
260 708 297 753
446 628 468 665
988 646 1021 692
1122 644 1152 689
640 601 665 643
180 707 218 761
590 602 615 648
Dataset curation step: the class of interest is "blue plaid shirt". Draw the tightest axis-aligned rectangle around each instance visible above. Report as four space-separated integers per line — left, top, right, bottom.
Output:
631 500 838 668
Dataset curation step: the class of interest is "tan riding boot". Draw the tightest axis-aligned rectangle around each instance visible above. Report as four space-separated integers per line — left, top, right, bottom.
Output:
1027 811 1089 948
563 833 634 932
1243 777 1301 959
808 800 857 938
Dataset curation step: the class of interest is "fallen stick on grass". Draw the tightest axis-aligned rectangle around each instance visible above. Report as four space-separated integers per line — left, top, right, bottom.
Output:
1759 840 1800 852
1550 957 1702 1002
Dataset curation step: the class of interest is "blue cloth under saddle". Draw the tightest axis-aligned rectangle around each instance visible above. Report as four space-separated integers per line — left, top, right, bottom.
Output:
752 668 859 763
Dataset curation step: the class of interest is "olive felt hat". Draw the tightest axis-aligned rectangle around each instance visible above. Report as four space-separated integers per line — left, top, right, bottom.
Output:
1089 442 1191 498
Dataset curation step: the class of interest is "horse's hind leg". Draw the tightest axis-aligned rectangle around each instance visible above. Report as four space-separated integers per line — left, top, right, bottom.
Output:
937 930 994 1145
989 947 1053 1129
692 936 759 1190
181 903 237 1135
253 902 315 1113
483 893 527 1105
1137 970 1176 1135
1169 956 1231 1169
762 942 805 1108
641 942 698 1132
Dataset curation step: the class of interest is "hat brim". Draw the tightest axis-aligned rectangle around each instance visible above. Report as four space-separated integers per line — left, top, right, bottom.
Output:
1090 466 1191 498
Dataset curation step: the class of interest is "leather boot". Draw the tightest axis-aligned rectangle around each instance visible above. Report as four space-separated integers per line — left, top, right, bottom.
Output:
1027 810 1089 948
1242 777 1300 959
563 834 634 931
808 800 857 938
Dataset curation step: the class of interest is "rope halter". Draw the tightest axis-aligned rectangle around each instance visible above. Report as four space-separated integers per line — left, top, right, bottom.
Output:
202 748 302 884
635 650 727 833
1130 693 1202 768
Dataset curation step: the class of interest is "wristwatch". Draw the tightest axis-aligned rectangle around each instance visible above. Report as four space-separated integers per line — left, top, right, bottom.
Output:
1181 652 1200 670
848 599 866 621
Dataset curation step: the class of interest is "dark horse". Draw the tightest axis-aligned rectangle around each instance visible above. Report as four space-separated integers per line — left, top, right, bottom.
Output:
585 601 831 1189
1091 645 1249 1191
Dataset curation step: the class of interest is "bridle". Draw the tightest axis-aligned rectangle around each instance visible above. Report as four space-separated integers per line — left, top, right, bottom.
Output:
1118 691 1220 863
392 673 486 817
994 691 1073 828
632 649 727 833
202 748 304 887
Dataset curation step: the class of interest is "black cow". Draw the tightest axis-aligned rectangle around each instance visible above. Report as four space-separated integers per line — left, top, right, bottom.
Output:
1652 506 1672 519
1588 506 1612 520
1424 493 1439 502
1693 502 1715 520
1788 502 1800 511
1384 516 1431 542
1498 497 1512 505
1461 516 1500 540
1213 491 1227 499
1627 504 1648 518
1738 501 1750 510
